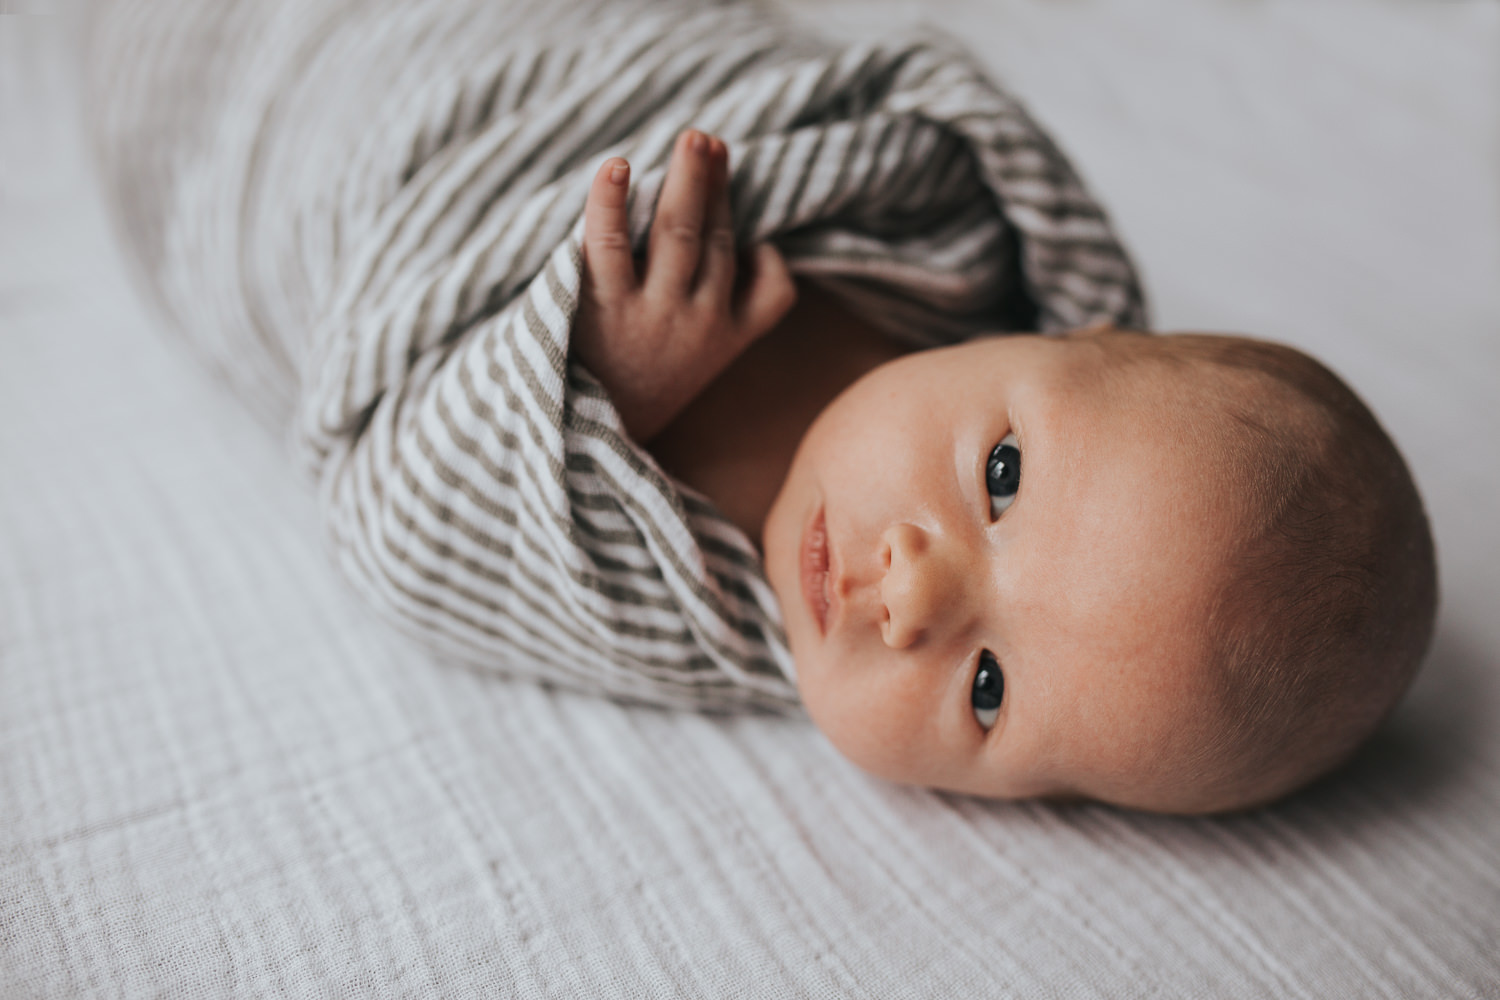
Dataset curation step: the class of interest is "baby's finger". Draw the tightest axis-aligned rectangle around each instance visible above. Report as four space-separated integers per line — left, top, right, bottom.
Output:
583 157 637 300
734 242 798 342
647 130 714 295
694 138 735 308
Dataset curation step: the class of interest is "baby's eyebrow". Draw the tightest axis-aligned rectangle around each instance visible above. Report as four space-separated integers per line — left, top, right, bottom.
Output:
1006 409 1026 445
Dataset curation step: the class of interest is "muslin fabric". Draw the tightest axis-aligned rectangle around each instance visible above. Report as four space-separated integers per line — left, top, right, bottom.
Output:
84 0 1145 709
6 3 1500 996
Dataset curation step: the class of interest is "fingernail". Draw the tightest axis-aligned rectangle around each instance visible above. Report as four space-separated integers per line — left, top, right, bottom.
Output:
609 160 629 184
689 130 708 154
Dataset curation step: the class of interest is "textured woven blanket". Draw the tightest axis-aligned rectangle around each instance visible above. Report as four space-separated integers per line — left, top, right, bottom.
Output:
87 0 1145 710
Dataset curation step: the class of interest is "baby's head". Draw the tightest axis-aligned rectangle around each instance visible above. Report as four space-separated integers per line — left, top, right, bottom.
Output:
762 327 1436 813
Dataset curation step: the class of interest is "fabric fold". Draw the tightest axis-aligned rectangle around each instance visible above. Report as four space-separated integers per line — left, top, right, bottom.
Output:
86 0 1146 710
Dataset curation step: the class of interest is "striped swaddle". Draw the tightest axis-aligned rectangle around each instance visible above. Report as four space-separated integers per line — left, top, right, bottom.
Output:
86 0 1146 711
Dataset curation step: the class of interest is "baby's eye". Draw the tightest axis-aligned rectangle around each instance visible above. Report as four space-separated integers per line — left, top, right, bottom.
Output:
986 433 1021 518
972 651 1005 731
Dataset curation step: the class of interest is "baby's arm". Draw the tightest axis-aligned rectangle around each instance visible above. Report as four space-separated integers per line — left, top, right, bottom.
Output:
573 130 798 443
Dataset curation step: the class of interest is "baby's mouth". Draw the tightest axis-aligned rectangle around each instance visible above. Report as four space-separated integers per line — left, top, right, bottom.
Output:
801 506 832 636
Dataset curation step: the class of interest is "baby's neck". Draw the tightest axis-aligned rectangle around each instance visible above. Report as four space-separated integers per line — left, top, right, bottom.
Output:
647 280 909 546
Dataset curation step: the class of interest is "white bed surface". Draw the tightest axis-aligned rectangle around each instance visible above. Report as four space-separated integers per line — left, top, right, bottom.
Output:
4 2 1499 996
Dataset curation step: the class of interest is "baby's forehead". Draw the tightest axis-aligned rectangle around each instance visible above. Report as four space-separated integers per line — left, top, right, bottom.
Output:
974 330 1225 406
1090 332 1312 413
1012 368 1251 683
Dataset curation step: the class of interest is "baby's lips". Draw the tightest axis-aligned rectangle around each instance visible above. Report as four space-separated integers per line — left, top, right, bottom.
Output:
801 505 832 636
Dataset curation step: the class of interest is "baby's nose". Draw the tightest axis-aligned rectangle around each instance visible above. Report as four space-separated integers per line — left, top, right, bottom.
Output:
879 523 964 649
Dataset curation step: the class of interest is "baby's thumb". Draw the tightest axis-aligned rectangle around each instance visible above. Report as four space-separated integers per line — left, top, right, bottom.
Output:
735 242 798 341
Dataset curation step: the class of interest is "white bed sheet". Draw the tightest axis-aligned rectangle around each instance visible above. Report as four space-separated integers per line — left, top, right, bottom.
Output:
3 2 1498 996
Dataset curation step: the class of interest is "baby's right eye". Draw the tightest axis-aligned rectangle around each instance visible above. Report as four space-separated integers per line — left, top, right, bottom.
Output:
972 651 1005 731
986 433 1021 518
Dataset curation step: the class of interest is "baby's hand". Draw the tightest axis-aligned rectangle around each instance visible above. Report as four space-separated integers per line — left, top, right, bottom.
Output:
574 130 797 442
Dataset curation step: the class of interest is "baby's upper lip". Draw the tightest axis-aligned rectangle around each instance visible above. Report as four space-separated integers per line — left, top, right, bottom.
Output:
824 517 844 633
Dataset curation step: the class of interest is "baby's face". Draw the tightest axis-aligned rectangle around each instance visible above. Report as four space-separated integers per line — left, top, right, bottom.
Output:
762 331 1246 809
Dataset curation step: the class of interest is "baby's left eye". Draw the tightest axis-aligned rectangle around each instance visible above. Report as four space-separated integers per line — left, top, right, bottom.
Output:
972 651 1005 731
986 433 1021 518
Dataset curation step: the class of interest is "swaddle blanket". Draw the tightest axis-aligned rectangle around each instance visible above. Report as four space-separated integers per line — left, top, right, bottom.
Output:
87 0 1146 711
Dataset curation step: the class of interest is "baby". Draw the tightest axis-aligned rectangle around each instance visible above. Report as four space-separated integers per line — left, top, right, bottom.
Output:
84 0 1437 817
574 129 1438 814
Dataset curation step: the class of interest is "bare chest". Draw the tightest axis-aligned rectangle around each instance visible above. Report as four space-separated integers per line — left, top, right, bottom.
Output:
647 282 909 546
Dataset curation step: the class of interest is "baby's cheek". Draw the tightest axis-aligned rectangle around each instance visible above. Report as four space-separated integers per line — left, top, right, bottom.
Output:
798 655 946 785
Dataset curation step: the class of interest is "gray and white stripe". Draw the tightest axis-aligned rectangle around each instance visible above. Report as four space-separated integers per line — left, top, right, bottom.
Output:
85 0 1147 711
